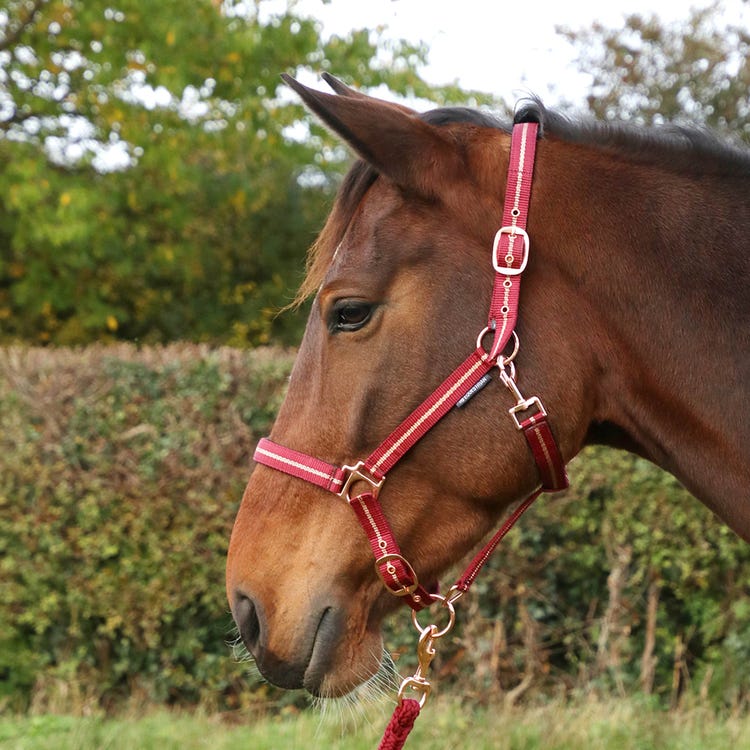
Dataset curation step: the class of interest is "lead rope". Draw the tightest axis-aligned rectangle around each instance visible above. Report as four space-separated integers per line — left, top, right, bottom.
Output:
379 698 422 750
376 486 543 750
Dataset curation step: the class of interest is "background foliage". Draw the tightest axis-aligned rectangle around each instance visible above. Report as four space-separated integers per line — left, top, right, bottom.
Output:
1 346 749 715
1 2 748 347
0 346 293 713
1 0 750 721
560 2 750 138
0 0 489 346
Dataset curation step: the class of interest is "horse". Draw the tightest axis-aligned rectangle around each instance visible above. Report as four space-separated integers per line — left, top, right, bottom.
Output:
226 73 750 701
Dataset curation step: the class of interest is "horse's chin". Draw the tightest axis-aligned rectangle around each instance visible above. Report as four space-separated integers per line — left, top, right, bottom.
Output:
312 654 401 716
306 626 385 699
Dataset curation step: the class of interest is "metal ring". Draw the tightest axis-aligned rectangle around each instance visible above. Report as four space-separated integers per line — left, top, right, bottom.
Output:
476 325 491 354
410 593 456 640
478 328 520 368
499 331 520 365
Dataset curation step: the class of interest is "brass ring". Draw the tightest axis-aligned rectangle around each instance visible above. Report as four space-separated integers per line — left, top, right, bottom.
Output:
410 593 456 639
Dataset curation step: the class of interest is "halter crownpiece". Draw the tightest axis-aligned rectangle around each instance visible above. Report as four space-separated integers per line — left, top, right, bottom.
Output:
252 120 568 748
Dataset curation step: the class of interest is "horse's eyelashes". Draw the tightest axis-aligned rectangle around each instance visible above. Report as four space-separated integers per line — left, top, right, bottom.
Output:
330 300 374 333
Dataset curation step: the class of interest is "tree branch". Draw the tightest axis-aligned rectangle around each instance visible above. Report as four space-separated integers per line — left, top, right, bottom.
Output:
0 0 48 53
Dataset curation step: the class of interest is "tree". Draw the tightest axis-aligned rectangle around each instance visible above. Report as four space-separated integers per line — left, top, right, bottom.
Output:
0 0 490 345
559 1 750 140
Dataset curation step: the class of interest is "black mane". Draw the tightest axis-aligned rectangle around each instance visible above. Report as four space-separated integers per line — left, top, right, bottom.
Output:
421 98 750 177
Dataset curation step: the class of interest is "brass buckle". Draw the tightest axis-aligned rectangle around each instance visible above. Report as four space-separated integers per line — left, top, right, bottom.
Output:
375 553 420 597
492 225 530 275
509 396 547 430
338 461 384 501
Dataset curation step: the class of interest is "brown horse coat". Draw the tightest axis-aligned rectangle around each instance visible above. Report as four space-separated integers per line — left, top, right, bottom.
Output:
227 77 750 697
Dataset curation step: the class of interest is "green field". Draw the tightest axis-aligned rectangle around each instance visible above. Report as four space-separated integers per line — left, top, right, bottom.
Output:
2 698 749 750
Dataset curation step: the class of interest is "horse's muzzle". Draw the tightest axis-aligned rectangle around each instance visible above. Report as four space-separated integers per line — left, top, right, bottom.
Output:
232 592 343 695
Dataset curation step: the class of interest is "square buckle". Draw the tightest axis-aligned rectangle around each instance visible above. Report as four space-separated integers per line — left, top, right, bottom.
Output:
492 226 530 275
338 461 384 501
509 396 546 430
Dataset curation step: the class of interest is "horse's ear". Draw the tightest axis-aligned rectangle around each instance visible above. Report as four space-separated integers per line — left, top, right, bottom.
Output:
281 73 464 197
319 73 368 100
319 73 415 115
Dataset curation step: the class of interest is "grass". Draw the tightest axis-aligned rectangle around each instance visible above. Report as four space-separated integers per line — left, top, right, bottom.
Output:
1 697 749 750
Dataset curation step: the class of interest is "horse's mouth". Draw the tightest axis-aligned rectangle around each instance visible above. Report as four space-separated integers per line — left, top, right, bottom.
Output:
303 606 340 695
305 606 385 698
233 593 382 697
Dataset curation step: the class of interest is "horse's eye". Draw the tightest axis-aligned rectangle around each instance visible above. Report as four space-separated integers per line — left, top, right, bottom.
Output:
330 300 373 332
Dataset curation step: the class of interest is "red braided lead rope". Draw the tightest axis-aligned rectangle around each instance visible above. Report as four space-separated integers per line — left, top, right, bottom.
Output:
377 699 422 750
376 489 542 749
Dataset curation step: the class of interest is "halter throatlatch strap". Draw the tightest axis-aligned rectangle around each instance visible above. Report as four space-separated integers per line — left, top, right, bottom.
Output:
252 121 568 617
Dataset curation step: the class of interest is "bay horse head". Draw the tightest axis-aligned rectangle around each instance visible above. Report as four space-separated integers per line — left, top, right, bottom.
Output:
226 74 750 698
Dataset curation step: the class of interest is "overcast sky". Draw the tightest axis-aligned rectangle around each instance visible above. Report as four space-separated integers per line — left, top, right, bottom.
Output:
274 0 748 107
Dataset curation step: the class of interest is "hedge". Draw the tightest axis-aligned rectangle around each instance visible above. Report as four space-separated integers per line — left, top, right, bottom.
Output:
0 345 293 713
1 345 749 714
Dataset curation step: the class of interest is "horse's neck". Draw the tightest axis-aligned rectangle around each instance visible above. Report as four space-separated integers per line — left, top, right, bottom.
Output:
543 145 750 539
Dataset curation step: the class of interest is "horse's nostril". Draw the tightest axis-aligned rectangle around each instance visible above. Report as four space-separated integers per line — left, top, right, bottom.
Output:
233 593 261 653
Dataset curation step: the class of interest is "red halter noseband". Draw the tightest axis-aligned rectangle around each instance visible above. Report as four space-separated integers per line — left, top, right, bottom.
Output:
253 120 568 612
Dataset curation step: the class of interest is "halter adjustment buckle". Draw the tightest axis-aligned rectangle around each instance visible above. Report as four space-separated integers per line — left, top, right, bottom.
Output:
492 225 530 275
338 461 384 501
375 552 420 597
509 396 547 430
